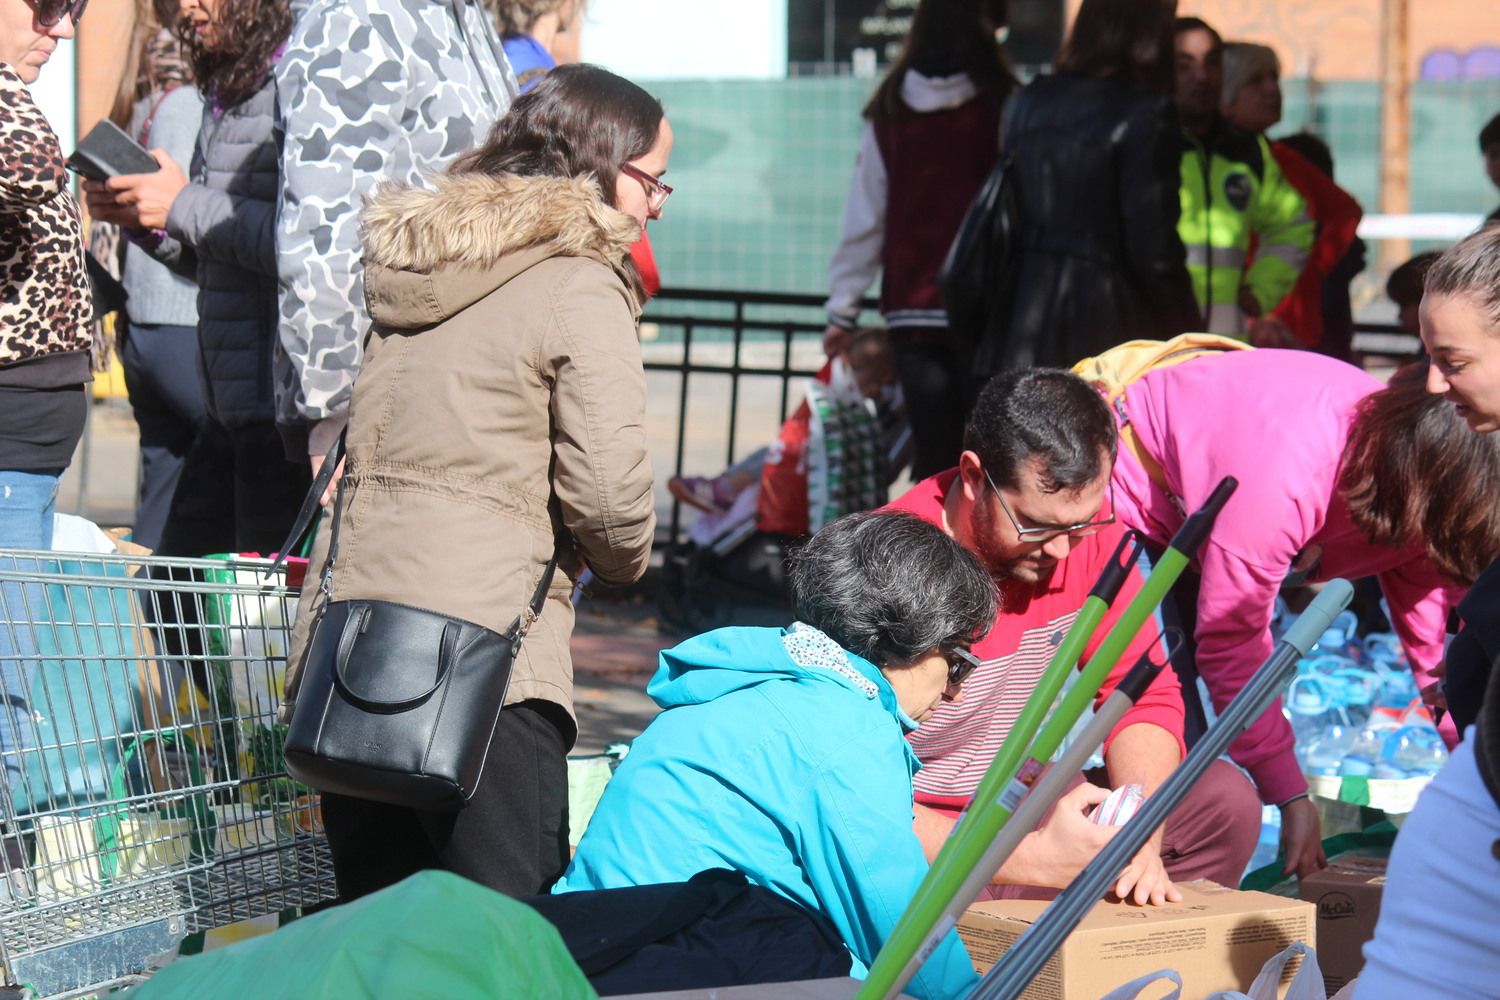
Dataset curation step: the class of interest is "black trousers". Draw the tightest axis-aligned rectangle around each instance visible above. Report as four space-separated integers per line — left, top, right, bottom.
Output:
120 322 208 552
890 328 973 481
156 419 310 558
320 699 572 903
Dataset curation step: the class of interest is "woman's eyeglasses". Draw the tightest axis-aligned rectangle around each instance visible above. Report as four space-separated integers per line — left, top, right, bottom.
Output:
944 646 982 687
34 0 89 27
621 163 672 213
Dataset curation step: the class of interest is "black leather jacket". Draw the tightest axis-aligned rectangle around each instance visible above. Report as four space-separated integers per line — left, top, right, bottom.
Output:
989 73 1200 371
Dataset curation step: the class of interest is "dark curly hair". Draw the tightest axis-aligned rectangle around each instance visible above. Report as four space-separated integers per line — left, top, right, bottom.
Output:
1339 363 1500 585
179 0 292 107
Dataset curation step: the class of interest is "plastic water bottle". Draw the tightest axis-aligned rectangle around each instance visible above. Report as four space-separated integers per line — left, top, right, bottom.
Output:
1385 725 1448 776
1300 723 1353 776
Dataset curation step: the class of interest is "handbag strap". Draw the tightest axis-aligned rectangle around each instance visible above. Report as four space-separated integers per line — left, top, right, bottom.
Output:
270 428 563 637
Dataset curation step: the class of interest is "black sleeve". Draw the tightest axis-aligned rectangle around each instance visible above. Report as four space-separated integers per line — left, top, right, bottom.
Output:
1116 96 1201 334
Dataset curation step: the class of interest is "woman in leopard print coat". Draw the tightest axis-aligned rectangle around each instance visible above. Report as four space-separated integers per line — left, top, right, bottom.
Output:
1 0 94 818
0 2 94 550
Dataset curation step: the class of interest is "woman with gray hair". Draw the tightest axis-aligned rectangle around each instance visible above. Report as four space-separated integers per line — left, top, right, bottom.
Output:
555 510 996 1000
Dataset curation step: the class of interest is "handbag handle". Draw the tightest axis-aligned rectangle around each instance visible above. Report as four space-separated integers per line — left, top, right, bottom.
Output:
332 608 467 712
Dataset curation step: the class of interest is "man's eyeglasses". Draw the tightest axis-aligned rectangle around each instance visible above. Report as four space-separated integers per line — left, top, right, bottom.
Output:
983 469 1115 544
944 646 982 687
621 163 672 213
34 0 88 27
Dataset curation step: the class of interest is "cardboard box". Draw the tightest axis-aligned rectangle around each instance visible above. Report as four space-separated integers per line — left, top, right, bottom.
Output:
1299 855 1387 994
957 880 1315 1000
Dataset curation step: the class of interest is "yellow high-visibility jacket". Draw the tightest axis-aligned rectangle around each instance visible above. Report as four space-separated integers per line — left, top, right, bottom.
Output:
1178 121 1314 336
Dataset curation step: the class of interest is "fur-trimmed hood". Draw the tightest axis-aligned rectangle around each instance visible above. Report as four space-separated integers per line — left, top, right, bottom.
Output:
360 172 644 329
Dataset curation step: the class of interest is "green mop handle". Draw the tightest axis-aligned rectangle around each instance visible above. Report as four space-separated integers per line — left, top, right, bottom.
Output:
855 533 1141 1000
958 530 1145 830
858 476 1237 1000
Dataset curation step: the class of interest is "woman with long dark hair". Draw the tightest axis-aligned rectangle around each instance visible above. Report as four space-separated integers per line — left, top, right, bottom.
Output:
281 64 662 901
84 0 307 555
822 0 1016 479
1358 226 1500 1000
103 0 207 552
988 0 1199 371
1109 349 1500 879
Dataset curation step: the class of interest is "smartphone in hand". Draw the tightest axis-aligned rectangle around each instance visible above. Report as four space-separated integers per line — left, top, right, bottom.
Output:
67 119 161 182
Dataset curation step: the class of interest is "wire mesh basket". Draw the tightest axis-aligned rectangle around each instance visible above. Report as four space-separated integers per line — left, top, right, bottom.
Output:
0 549 335 997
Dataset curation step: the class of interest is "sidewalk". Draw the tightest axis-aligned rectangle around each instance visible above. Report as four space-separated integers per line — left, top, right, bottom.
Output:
570 600 681 755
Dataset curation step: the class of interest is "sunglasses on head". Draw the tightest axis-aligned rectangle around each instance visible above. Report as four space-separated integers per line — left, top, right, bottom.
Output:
35 0 89 27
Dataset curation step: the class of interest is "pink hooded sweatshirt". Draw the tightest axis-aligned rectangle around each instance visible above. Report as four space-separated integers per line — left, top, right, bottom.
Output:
1112 350 1464 805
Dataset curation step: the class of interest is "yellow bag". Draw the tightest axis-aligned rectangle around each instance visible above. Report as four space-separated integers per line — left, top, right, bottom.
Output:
1070 333 1252 404
1071 334 1251 493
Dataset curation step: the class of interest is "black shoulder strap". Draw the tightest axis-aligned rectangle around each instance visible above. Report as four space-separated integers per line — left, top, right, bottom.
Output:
264 430 347 580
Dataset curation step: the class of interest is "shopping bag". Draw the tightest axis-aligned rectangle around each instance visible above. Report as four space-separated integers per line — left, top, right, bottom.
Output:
1098 942 1325 1000
8 556 145 819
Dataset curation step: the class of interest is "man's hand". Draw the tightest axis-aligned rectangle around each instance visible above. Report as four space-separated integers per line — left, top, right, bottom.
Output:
822 324 852 359
1114 832 1181 906
1237 284 1263 320
996 783 1115 889
82 149 188 231
1248 315 1300 348
1279 795 1327 878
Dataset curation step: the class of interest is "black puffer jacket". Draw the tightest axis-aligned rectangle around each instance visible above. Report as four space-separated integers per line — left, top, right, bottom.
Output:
154 74 281 430
990 74 1199 371
1449 557 1500 813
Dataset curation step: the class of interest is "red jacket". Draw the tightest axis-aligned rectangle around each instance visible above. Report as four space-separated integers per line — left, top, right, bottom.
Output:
1267 143 1363 347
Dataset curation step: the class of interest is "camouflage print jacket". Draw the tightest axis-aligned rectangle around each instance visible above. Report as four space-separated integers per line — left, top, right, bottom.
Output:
273 0 517 459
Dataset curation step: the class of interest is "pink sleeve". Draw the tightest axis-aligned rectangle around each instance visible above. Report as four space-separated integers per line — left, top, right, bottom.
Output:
1193 540 1307 805
1082 552 1186 758
1377 558 1463 701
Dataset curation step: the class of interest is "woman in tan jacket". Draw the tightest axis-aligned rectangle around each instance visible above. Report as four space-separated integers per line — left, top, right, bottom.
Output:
285 64 667 901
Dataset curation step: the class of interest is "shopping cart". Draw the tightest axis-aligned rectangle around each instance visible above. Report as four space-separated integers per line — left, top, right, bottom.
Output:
0 549 336 998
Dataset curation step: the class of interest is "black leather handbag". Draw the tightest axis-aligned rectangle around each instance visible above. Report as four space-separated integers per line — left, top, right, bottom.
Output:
277 434 560 812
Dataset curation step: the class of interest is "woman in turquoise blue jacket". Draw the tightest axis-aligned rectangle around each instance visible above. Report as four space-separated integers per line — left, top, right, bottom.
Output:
556 511 997 1000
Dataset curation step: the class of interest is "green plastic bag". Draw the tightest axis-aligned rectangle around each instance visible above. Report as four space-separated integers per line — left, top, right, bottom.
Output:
130 870 597 998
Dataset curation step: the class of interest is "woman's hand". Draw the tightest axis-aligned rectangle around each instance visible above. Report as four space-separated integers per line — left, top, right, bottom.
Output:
1421 658 1448 713
823 324 852 359
1279 795 1327 878
81 149 188 231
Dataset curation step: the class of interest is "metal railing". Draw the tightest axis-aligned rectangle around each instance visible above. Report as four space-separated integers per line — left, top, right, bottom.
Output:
640 288 857 542
63 289 1422 543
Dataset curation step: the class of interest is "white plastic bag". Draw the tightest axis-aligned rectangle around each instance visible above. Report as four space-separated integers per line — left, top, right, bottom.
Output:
1099 941 1326 1000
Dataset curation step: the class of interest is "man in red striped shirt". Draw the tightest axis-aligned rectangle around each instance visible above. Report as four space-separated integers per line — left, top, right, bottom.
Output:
887 369 1259 904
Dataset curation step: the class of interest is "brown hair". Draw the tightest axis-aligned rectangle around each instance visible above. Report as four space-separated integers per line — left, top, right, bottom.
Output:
863 0 1018 122
1339 363 1500 585
179 0 292 107
451 64 663 300
451 64 662 202
108 0 188 129
488 0 584 36
1424 227 1500 334
1053 0 1179 94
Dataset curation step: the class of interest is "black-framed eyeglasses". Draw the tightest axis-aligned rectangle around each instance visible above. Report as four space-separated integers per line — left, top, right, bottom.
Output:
34 0 88 27
944 646 981 687
983 468 1115 544
621 162 672 213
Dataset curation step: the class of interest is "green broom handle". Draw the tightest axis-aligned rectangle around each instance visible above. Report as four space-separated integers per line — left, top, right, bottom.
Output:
857 476 1236 1000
